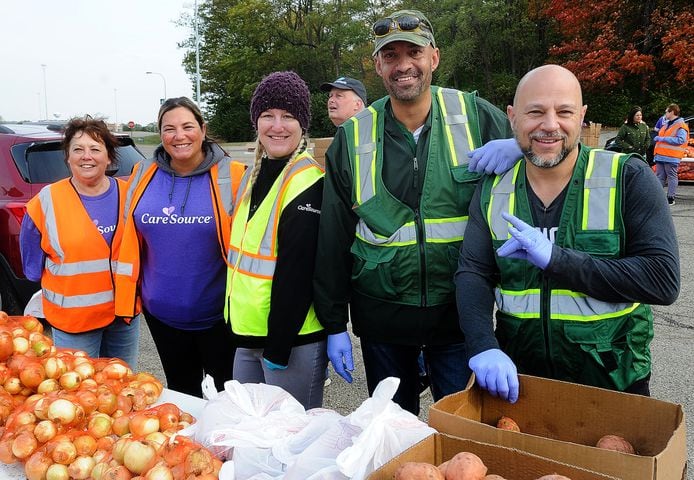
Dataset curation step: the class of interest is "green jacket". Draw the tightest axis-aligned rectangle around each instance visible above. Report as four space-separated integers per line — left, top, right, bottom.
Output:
616 121 650 157
314 87 512 343
480 148 653 390
344 87 482 306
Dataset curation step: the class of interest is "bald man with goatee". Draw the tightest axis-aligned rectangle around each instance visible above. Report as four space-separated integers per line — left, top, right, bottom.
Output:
455 65 680 403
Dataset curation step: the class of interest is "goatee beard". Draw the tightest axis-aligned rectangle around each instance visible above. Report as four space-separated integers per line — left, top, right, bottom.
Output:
522 136 579 168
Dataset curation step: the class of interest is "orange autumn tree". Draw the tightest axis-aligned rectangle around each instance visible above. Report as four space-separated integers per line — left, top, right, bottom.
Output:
538 0 693 123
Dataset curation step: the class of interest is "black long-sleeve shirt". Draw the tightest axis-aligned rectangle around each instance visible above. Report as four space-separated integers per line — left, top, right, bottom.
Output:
455 153 680 358
231 156 325 365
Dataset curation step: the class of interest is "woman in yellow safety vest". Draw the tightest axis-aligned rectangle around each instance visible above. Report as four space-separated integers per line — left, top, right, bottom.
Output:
21 116 140 368
224 71 327 409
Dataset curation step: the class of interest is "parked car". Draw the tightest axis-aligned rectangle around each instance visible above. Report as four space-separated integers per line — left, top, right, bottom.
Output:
604 115 694 180
0 123 145 314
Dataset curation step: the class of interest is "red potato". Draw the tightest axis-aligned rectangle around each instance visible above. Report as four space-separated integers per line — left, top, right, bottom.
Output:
445 451 488 480
496 416 521 432
485 475 508 479
595 434 635 454
395 461 445 480
535 475 572 480
438 459 450 476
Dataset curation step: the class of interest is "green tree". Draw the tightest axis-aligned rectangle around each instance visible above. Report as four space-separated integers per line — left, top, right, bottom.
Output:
181 0 386 140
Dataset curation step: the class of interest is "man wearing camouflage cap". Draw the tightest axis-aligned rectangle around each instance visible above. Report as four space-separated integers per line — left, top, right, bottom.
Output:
314 9 513 413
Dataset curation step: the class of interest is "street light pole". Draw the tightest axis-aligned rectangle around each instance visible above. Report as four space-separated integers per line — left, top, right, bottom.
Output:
145 71 167 104
195 0 201 104
41 64 48 120
114 88 119 126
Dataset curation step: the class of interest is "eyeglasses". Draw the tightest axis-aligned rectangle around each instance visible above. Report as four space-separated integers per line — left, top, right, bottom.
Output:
372 15 430 37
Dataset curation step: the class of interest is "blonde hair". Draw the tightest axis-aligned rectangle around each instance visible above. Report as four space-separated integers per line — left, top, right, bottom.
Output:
242 135 309 203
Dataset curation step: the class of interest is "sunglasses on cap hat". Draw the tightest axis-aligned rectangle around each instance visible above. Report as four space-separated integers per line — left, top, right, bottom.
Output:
372 15 431 37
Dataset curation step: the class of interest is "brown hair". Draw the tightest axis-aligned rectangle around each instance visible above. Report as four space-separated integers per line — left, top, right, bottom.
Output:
62 115 119 166
666 104 680 116
157 96 222 151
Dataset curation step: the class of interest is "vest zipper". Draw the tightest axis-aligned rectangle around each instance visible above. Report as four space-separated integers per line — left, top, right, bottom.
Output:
414 207 427 306
412 156 427 306
541 275 555 377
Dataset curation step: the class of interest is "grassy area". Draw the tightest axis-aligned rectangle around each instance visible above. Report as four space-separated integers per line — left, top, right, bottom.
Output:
138 134 162 145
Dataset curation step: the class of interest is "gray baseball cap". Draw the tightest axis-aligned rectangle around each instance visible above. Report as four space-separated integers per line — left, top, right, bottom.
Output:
320 76 367 104
372 10 436 55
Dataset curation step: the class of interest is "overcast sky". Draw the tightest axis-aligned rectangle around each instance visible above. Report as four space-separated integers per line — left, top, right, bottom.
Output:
1 0 195 125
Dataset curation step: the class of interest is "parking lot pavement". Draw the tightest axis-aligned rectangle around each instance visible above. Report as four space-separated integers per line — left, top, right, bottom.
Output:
133 155 693 476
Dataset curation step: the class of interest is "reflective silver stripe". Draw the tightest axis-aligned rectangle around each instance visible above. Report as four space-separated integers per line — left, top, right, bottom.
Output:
37 187 64 259
488 164 519 240
228 249 275 277
115 261 133 276
123 158 154 222
495 288 541 318
352 108 377 204
583 150 618 230
425 218 466 242
356 219 417 246
496 289 638 321
43 287 113 308
550 290 638 320
45 258 111 276
356 217 467 246
438 88 473 166
217 157 234 215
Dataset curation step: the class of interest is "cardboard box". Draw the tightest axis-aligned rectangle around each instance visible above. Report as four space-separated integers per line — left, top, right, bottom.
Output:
367 433 619 480
309 137 334 167
429 375 687 480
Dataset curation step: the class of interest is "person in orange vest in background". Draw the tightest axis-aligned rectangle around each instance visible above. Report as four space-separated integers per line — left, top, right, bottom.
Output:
653 103 689 205
21 116 140 368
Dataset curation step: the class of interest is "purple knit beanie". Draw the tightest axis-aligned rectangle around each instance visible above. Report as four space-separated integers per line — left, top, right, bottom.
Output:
250 71 311 132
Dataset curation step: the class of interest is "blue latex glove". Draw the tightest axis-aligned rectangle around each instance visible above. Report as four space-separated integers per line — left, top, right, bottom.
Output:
468 138 523 175
496 212 553 269
468 348 519 403
263 358 287 370
653 136 662 142
327 332 353 383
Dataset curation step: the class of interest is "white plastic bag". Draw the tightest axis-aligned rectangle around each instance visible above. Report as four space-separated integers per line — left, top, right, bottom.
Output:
185 376 310 462
335 377 436 480
280 411 355 480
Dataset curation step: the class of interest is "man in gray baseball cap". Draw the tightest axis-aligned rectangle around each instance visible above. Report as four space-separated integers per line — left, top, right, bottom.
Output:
320 76 367 127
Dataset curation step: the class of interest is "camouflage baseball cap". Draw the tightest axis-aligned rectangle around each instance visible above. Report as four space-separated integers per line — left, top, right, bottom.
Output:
372 10 436 55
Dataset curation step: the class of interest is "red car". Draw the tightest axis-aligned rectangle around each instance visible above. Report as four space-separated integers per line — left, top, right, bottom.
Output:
0 123 145 314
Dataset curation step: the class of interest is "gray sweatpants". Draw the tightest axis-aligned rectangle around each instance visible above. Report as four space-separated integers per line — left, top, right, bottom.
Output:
233 340 328 409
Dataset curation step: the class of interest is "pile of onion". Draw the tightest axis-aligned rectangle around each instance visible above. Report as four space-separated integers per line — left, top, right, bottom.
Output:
0 312 221 479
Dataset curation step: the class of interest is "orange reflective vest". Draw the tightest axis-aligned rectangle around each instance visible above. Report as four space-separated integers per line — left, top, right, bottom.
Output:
114 157 246 317
654 119 689 160
25 178 126 333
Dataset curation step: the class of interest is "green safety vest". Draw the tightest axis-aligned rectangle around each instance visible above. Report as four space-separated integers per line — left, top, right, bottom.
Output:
224 152 324 336
343 87 482 306
482 148 653 391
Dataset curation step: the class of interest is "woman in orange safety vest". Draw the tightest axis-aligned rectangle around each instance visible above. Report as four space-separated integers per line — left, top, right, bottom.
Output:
653 103 690 205
21 116 140 368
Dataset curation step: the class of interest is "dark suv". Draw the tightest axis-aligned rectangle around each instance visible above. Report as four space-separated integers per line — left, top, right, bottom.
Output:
0 123 145 314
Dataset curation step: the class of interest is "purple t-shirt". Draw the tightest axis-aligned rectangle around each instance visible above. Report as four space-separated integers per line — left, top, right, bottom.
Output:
20 178 119 282
133 169 226 329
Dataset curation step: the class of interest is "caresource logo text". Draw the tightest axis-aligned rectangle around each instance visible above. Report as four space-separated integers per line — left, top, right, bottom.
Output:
140 213 213 225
